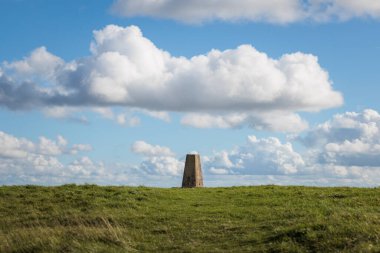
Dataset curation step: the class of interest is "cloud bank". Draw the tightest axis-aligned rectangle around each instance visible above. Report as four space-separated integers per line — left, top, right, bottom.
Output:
203 109 380 186
111 0 380 24
204 135 304 175
2 109 380 186
0 131 101 184
134 109 380 186
0 25 342 132
300 109 380 168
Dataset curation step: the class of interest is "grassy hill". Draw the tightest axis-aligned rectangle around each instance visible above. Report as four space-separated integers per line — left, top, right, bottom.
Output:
0 185 379 252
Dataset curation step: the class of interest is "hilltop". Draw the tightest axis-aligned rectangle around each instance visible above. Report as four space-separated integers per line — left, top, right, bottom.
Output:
1 185 379 252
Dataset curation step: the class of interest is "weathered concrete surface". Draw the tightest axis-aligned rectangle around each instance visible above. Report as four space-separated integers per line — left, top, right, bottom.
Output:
182 154 204 188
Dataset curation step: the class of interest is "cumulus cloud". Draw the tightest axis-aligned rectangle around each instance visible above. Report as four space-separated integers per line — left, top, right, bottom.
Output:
132 140 175 157
300 109 380 167
204 135 305 175
0 131 101 184
3 109 380 186
110 0 380 23
0 131 153 186
0 25 342 132
131 141 183 175
0 131 91 158
139 156 184 176
128 109 380 185
195 109 380 186
70 144 92 154
4 46 63 81
0 132 35 159
67 157 105 177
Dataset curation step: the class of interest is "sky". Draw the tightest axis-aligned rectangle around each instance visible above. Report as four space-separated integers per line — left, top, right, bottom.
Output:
1 0 380 187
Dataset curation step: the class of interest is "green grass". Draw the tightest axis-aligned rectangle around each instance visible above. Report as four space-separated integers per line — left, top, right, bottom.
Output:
1 185 380 252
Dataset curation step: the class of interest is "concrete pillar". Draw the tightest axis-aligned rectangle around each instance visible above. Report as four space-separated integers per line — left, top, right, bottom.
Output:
182 154 204 188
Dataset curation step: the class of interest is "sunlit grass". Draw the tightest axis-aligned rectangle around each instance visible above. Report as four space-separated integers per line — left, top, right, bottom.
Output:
1 185 379 252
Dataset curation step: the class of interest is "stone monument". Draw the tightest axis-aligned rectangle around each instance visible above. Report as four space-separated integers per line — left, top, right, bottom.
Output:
182 154 204 188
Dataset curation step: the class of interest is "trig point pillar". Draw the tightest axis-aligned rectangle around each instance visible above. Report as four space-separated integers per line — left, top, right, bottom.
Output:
182 154 204 188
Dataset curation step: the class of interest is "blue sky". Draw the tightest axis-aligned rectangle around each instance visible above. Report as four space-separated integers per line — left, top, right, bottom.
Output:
1 0 380 187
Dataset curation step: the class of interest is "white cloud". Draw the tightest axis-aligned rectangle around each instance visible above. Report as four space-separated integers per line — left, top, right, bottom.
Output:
0 132 84 158
42 106 89 125
205 135 305 175
131 141 184 176
300 109 380 167
3 109 380 186
131 140 175 157
139 109 171 122
78 26 343 113
0 25 342 132
0 131 34 159
308 0 380 21
0 131 100 185
4 46 63 81
209 167 229 175
181 112 308 132
0 131 92 159
139 156 184 176
200 109 380 186
70 144 92 155
92 108 140 126
67 156 105 177
38 136 64 155
181 113 247 129
110 0 380 23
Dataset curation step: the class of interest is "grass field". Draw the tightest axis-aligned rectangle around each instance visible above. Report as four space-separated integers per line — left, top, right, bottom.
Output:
0 185 380 252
